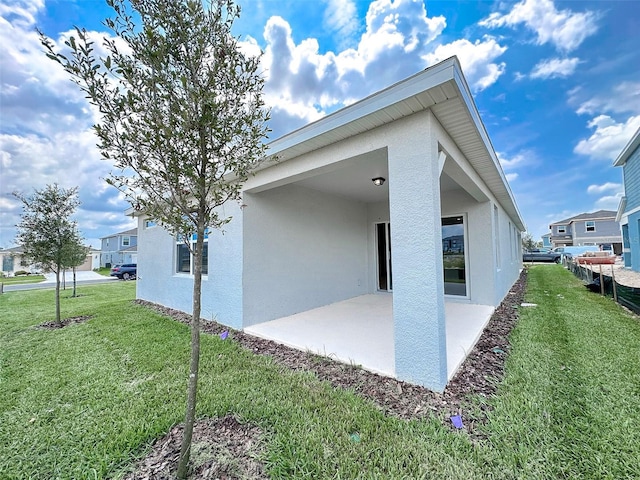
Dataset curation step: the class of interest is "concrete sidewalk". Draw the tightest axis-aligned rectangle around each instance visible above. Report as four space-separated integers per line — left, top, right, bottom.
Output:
43 271 116 283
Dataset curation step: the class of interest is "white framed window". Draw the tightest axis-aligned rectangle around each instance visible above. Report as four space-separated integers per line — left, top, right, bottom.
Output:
585 221 595 232
144 220 157 229
122 236 130 246
176 231 209 275
557 225 566 233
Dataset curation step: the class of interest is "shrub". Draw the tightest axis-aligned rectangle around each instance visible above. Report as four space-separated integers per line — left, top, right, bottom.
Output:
14 270 29 276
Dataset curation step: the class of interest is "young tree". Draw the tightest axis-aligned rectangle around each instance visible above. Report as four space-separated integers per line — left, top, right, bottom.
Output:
522 232 537 251
40 0 270 476
61 236 90 297
14 184 86 324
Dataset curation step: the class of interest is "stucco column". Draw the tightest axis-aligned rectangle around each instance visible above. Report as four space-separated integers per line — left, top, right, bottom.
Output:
388 112 448 392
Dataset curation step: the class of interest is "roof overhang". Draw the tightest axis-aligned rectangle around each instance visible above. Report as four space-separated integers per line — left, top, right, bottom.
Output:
263 56 525 231
616 196 627 223
613 127 640 167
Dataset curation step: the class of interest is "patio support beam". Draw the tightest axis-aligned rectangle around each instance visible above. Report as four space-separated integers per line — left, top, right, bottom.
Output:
388 111 448 392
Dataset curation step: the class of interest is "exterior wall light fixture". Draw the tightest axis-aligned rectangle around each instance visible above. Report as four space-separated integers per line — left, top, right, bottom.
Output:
372 177 386 186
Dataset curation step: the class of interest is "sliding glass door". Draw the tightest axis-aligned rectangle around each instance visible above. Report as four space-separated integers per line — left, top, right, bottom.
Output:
442 216 466 296
376 222 392 291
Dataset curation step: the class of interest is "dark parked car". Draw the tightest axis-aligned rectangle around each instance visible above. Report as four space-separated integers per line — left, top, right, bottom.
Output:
110 263 137 280
523 249 561 263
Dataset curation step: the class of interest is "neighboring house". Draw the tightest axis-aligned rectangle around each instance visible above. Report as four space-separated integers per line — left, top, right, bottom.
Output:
541 233 552 248
100 228 138 267
0 246 34 275
83 249 102 271
614 128 640 270
0 246 100 275
548 210 622 254
133 57 525 392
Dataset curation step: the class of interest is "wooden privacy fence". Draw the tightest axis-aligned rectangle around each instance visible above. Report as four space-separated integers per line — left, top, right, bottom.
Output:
566 259 640 315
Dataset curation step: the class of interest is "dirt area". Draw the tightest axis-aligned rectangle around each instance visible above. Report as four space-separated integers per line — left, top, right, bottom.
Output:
36 315 93 329
128 271 527 478
121 416 267 480
571 257 640 288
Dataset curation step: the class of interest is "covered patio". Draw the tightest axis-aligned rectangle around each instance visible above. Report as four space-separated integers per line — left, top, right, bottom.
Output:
237 58 524 392
244 295 494 381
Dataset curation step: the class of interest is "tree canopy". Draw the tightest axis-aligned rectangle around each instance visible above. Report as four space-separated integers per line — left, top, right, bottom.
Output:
14 184 87 323
41 0 270 241
522 233 538 251
40 0 270 476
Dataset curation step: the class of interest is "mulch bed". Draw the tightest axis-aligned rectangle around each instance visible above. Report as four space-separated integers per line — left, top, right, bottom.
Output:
121 416 267 480
129 270 526 477
36 315 93 329
136 270 526 426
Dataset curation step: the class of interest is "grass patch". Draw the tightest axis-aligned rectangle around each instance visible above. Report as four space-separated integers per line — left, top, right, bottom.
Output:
0 283 478 479
0 275 45 285
94 267 112 276
477 265 640 479
1 267 638 479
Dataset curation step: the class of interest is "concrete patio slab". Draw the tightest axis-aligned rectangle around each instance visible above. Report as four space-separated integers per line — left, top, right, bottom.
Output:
244 294 494 383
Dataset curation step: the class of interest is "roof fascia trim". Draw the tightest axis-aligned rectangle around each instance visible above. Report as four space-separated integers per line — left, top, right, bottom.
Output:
451 63 526 232
613 128 640 167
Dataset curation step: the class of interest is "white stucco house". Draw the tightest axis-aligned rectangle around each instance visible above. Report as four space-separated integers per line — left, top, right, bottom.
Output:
134 57 525 392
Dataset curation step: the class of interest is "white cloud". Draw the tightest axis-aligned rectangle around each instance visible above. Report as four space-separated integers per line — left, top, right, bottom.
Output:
574 115 640 161
0 0 43 29
0 2 131 247
575 81 640 116
480 0 599 53
530 57 580 79
323 0 359 48
497 152 526 169
260 0 455 136
594 193 623 211
259 0 509 136
423 36 507 91
587 182 622 195
587 182 623 211
506 173 519 182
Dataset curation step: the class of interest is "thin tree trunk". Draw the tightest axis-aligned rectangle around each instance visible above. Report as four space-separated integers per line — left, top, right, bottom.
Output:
177 218 205 479
55 268 61 325
72 267 77 297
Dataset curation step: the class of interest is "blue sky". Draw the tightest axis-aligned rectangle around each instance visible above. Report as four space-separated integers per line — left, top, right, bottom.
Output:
1 0 639 249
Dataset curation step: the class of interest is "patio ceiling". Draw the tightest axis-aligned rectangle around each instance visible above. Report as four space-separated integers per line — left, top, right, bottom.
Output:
269 147 467 204
294 149 389 203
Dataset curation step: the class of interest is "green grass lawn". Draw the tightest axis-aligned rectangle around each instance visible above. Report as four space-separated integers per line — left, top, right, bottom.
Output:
1 266 638 479
0 274 45 285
